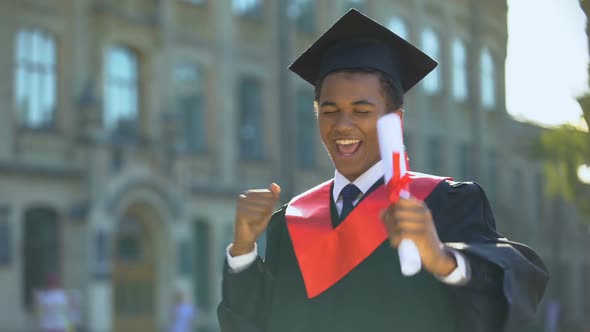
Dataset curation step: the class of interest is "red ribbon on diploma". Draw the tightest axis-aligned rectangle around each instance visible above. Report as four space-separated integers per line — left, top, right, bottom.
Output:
386 151 411 203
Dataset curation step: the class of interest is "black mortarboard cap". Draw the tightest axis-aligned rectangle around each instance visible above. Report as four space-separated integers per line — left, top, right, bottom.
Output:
289 9 438 93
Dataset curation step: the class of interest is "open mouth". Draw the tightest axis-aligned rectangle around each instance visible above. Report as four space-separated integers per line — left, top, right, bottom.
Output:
335 139 361 157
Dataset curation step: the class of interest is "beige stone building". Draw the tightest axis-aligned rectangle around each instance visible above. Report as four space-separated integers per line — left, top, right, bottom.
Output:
0 0 588 331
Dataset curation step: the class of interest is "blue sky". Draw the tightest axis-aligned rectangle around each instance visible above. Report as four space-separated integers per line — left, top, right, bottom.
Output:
506 0 589 127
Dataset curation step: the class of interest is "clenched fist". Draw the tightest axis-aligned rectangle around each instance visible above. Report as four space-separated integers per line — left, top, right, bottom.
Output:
230 183 281 257
381 198 457 277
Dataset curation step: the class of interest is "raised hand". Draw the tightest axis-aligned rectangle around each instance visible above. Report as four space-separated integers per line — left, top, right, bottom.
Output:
230 183 281 257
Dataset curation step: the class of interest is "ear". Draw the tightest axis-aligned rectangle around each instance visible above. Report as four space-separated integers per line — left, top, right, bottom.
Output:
392 108 404 120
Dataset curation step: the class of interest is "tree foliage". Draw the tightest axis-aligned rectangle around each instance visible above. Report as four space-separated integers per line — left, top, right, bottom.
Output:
531 95 590 218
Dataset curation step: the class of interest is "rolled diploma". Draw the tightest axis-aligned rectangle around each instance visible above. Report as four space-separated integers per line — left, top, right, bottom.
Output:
377 113 422 276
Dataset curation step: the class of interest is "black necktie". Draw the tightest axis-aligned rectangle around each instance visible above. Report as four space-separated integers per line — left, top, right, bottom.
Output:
334 184 361 227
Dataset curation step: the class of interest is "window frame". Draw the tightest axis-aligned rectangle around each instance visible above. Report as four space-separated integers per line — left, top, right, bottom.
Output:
14 28 58 129
237 76 265 161
103 45 140 136
420 28 442 95
451 38 468 102
480 47 496 110
173 62 206 153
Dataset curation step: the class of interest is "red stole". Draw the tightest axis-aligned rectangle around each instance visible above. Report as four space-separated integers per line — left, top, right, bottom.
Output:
285 172 449 299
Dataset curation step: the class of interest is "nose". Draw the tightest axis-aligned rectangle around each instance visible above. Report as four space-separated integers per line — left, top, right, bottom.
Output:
333 112 355 132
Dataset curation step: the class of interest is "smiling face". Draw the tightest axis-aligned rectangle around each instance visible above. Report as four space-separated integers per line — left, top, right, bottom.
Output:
317 71 401 181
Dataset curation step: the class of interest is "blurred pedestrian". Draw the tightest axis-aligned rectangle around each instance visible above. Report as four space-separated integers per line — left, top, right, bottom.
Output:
67 289 83 332
35 273 70 332
169 289 197 332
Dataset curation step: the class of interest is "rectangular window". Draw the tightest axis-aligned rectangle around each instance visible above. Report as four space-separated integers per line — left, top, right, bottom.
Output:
290 0 315 33
421 28 441 95
452 38 468 102
233 0 263 19
177 240 193 277
104 46 139 136
193 220 211 310
14 28 57 129
481 48 496 109
297 90 316 168
174 63 205 152
238 77 264 160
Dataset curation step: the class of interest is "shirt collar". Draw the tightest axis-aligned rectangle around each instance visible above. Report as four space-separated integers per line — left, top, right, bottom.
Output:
332 160 384 202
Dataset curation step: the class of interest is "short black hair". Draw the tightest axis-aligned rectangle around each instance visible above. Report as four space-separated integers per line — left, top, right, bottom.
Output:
313 68 404 113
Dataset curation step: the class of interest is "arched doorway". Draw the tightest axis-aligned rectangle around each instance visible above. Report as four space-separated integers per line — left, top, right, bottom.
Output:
22 207 61 311
112 207 157 332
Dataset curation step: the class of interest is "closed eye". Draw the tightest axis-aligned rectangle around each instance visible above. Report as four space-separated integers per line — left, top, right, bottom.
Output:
321 109 339 115
354 109 370 114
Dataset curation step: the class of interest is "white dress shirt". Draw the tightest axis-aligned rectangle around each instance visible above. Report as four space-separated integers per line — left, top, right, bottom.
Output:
227 161 470 284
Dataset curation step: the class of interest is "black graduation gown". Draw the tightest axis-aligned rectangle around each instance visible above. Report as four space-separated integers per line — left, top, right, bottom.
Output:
218 179 549 332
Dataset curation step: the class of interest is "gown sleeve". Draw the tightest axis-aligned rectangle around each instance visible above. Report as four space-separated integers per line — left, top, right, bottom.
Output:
431 181 549 332
217 206 286 332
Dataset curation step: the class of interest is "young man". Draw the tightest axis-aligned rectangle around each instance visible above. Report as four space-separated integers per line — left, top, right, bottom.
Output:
218 10 548 332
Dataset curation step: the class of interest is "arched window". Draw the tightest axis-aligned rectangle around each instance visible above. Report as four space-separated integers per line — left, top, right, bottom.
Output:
22 207 60 311
421 28 441 94
387 17 409 40
174 62 205 152
104 46 139 133
15 28 57 128
481 48 496 109
238 76 264 160
452 38 468 102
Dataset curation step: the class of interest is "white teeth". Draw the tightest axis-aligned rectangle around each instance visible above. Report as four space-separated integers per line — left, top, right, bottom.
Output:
336 139 360 145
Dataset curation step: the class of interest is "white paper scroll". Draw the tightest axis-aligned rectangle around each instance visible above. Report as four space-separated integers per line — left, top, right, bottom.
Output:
377 113 422 276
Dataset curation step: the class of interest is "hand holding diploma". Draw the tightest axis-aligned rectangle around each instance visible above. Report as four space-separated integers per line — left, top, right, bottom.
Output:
377 113 457 278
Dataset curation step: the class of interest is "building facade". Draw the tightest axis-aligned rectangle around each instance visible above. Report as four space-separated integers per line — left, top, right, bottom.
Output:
0 0 588 331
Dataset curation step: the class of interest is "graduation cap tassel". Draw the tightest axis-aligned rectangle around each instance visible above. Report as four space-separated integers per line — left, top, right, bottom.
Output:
377 113 422 276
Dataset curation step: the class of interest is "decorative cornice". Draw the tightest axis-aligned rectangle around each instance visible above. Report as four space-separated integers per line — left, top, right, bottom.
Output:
0 161 83 179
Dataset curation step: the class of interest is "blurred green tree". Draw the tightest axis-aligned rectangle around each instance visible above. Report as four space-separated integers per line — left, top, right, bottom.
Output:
531 98 590 218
